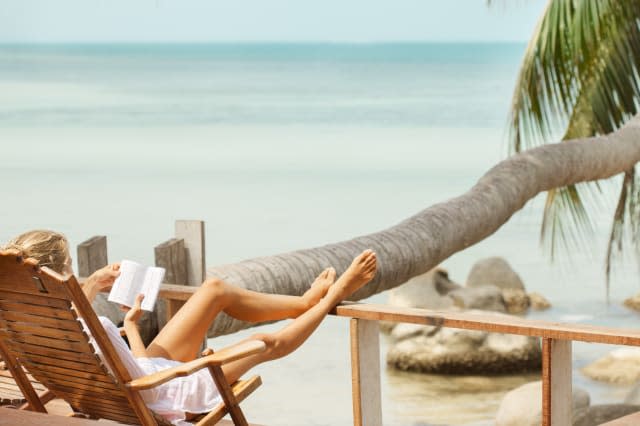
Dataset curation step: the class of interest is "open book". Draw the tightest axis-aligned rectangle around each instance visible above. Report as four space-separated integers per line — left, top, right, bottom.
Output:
107 260 166 311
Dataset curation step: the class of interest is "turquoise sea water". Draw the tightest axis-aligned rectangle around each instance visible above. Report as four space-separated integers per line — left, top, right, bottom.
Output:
1 43 639 425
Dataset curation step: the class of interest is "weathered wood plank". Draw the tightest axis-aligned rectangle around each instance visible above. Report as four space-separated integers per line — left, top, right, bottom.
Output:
175 220 206 286
76 236 107 277
542 338 572 426
334 302 640 345
155 238 188 329
350 318 382 426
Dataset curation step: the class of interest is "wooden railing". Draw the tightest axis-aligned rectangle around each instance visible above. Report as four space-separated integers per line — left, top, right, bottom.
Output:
332 302 640 426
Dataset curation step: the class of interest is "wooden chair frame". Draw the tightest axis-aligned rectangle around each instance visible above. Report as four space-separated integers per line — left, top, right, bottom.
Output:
0 250 265 425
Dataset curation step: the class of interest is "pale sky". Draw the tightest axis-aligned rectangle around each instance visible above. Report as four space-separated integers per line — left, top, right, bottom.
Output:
0 0 547 43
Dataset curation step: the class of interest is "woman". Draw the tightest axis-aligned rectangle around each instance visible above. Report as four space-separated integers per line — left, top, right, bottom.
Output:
2 230 377 424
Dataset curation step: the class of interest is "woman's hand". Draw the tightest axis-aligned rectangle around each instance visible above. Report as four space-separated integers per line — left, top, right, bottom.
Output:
88 263 121 292
124 294 145 324
82 263 120 303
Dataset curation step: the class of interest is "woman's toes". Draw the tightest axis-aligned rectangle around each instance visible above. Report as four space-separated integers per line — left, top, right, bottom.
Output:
327 267 336 282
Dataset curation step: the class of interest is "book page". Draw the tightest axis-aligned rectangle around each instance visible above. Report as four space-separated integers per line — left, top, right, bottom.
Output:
139 266 165 311
108 260 144 308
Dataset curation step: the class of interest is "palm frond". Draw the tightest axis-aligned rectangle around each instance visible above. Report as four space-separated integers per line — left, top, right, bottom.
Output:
606 168 635 304
508 0 640 287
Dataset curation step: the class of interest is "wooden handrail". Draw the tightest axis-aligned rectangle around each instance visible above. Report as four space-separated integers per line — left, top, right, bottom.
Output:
333 302 640 345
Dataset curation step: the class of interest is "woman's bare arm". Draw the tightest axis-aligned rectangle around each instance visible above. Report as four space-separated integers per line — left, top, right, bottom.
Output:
123 294 147 358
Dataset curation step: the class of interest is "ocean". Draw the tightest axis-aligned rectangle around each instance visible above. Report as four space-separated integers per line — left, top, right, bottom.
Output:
1 43 638 425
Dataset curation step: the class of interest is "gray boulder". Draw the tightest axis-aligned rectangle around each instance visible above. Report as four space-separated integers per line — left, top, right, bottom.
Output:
467 257 525 291
502 288 530 314
495 380 590 426
387 312 541 375
528 292 552 310
624 293 640 312
384 267 460 333
448 284 506 313
388 267 460 310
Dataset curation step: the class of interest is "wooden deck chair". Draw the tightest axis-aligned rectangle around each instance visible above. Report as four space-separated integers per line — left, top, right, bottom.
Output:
0 250 266 425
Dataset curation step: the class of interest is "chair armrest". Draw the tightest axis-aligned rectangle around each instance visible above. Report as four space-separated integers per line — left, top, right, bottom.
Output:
126 339 266 391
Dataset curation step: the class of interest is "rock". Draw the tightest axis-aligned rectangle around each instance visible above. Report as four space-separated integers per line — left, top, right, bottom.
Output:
573 404 640 426
502 288 530 314
528 292 551 310
390 323 439 342
624 293 640 312
387 312 541 374
384 267 461 333
449 285 506 313
582 347 640 384
388 267 460 310
495 380 590 426
467 257 525 291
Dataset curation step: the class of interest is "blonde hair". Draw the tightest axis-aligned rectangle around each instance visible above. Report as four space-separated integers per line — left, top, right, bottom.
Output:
2 230 70 274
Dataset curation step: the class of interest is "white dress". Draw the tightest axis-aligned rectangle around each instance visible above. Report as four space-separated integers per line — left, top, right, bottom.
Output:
86 316 223 425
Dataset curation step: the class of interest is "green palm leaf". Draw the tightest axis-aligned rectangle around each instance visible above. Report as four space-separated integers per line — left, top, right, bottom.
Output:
508 0 640 294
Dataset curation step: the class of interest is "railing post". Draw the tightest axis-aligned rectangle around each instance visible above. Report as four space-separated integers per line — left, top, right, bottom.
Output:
77 236 108 276
154 238 188 328
175 220 206 286
155 220 205 328
77 236 120 323
542 338 572 425
350 318 382 426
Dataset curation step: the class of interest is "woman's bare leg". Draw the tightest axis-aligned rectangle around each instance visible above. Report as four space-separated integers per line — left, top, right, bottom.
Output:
222 249 377 384
146 268 336 362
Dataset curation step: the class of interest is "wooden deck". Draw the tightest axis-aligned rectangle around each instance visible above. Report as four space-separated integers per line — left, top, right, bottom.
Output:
0 406 263 425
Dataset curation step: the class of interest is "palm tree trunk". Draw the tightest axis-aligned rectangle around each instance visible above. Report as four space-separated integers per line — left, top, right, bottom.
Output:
207 115 640 336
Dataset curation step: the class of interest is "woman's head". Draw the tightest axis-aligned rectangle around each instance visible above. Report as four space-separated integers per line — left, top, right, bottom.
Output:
2 230 71 274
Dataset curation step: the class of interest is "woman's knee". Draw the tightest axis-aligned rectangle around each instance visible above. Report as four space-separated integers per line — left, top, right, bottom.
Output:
200 277 227 297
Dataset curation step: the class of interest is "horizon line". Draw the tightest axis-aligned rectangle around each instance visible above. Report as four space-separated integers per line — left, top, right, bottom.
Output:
0 40 529 46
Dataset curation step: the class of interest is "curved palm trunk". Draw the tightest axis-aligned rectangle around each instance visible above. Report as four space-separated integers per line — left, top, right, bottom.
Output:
207 116 640 336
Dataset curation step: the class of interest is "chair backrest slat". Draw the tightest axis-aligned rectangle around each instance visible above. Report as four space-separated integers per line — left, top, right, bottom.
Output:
0 320 88 342
0 330 92 353
5 339 101 364
0 310 84 332
0 300 78 321
19 365 123 392
0 250 158 425
15 352 108 376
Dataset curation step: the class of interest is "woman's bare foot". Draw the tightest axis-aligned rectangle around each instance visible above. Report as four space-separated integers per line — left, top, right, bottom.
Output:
327 250 377 303
302 267 336 307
